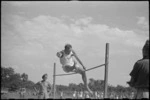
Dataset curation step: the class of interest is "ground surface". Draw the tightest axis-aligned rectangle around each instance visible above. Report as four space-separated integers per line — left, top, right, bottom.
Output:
1 92 73 99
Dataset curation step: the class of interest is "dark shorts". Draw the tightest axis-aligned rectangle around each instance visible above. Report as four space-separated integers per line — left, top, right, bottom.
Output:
63 63 84 73
63 64 75 72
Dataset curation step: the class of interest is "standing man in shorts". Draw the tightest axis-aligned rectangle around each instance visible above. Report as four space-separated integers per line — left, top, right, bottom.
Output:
34 74 51 99
127 39 149 99
56 44 93 95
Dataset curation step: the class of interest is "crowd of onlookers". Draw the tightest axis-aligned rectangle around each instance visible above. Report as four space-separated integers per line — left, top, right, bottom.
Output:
0 88 145 99
14 89 136 99
58 90 135 99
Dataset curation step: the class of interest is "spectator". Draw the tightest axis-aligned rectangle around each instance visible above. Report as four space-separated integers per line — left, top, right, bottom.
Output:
60 91 63 99
84 91 90 98
34 74 51 99
73 90 77 99
127 39 149 99
19 88 26 99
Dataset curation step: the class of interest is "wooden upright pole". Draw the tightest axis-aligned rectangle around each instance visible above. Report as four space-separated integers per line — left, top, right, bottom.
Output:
104 43 109 98
53 63 56 99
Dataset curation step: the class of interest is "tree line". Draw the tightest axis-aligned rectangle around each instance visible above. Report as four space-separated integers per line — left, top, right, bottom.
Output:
56 78 136 96
1 66 34 91
1 66 136 96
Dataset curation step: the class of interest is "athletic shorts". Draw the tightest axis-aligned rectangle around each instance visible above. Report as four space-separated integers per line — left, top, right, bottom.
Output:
38 92 49 99
62 63 84 73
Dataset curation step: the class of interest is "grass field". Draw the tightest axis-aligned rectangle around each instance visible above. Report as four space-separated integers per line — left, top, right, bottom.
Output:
1 91 133 99
1 92 74 99
1 92 37 99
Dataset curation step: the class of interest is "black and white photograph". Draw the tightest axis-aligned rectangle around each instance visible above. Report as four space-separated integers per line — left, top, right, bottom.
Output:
1 1 149 99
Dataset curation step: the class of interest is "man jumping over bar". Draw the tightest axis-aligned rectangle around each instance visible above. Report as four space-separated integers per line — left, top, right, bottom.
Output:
56 44 93 95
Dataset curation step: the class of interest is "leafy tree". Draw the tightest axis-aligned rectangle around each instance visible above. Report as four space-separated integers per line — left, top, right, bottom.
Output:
25 80 35 89
116 85 125 93
21 73 28 82
78 83 85 91
1 66 15 88
88 78 104 91
68 83 78 91
1 66 35 92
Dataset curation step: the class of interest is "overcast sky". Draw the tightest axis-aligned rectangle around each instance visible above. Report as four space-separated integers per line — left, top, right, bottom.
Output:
1 1 149 87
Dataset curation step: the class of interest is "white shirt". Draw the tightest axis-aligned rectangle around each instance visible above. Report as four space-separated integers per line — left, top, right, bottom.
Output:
79 92 83 98
59 50 74 66
73 91 77 97
36 81 51 98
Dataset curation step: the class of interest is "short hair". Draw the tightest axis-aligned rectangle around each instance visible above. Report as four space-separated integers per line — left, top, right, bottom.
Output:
65 44 72 49
142 39 149 57
42 74 48 79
